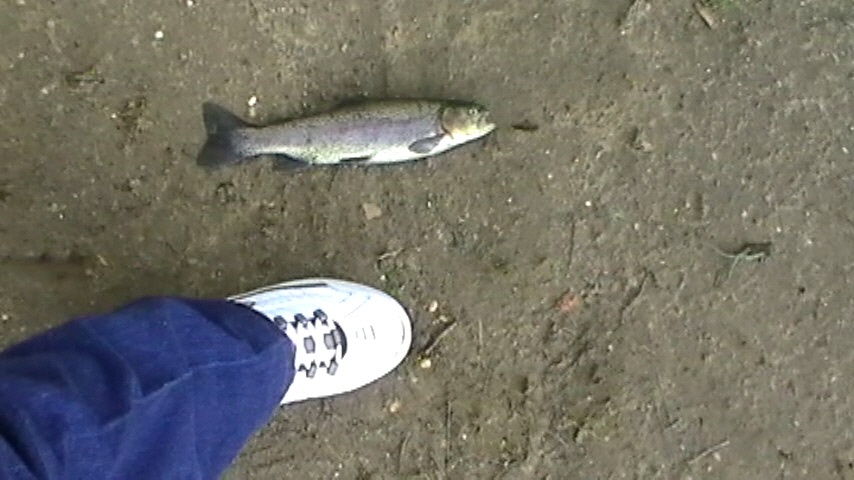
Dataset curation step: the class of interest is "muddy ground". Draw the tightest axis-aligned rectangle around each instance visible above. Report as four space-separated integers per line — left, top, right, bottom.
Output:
3 0 854 478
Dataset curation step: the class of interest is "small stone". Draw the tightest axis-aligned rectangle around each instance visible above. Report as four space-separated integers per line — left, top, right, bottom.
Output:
126 177 142 192
418 357 432 369
247 95 258 107
362 202 383 220
427 300 439 313
388 399 401 413
154 30 164 40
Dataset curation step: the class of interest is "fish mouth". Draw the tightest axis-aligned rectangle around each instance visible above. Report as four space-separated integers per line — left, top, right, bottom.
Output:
470 117 496 137
477 110 496 134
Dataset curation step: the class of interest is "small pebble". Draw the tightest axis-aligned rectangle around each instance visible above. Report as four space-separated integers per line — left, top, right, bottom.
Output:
154 30 164 40
427 300 439 313
362 202 383 220
388 399 401 413
418 357 432 369
247 95 258 107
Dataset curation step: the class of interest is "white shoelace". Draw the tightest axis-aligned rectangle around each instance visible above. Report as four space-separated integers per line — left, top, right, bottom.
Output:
272 310 346 378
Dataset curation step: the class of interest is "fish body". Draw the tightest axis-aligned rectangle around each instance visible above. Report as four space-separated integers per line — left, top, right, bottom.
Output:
197 99 495 169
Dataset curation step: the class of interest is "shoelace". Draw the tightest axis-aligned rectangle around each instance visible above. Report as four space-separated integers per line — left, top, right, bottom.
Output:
271 310 346 378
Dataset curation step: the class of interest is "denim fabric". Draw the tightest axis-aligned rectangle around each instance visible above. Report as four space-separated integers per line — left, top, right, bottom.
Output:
0 297 295 480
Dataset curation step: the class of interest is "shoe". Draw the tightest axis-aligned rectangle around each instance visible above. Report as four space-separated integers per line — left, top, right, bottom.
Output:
229 278 412 404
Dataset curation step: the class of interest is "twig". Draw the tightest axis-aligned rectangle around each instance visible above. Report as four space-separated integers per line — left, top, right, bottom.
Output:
566 216 576 272
710 242 772 284
420 320 458 358
397 433 410 474
477 317 484 367
444 399 451 478
658 272 686 315
548 431 572 451
377 248 403 262
688 438 730 465
665 418 683 431
712 242 772 261
618 269 652 322
511 121 539 132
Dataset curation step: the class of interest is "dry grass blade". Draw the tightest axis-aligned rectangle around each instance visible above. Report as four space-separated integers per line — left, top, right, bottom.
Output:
694 2 718 29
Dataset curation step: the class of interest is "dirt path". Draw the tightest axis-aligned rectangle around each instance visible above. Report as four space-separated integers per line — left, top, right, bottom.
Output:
2 1 854 477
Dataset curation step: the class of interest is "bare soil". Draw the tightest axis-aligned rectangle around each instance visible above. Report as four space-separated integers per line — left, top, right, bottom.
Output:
3 1 854 478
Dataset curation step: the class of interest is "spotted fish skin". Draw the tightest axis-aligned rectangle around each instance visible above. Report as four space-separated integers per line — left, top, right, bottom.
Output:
196 99 495 169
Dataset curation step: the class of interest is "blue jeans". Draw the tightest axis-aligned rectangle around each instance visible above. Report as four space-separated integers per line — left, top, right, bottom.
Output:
0 297 296 480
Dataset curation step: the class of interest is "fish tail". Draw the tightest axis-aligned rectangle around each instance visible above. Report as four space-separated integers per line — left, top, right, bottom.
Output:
196 102 256 168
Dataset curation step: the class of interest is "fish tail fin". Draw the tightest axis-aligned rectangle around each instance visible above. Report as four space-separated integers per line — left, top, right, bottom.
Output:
196 102 255 168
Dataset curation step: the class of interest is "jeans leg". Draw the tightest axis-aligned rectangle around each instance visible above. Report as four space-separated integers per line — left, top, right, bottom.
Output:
0 297 295 480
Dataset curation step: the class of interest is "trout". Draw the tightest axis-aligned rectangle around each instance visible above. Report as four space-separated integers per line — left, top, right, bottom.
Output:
196 99 495 169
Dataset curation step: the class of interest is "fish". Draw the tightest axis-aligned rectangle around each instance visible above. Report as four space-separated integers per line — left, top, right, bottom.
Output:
196 99 495 169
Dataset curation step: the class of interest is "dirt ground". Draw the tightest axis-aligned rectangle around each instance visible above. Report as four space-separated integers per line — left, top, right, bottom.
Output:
3 0 854 478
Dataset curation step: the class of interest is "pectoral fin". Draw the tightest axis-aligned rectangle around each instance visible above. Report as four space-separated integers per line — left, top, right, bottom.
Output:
408 134 445 154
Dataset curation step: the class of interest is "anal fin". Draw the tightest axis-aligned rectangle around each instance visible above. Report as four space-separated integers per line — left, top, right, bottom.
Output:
339 156 373 165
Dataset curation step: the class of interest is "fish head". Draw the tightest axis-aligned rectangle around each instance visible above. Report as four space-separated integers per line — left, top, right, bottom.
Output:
440 102 496 141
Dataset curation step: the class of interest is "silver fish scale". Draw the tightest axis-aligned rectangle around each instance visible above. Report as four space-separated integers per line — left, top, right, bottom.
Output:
242 103 444 163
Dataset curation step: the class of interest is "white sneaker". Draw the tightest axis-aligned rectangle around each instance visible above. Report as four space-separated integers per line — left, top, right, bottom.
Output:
228 278 412 405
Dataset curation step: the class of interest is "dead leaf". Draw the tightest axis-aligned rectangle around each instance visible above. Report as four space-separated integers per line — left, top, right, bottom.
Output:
362 202 383 220
556 290 583 314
